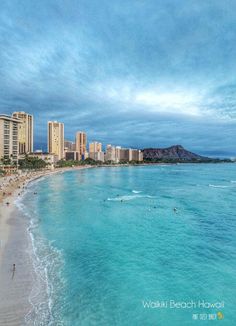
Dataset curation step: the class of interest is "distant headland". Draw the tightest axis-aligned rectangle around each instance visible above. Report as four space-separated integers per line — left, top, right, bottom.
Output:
142 145 232 164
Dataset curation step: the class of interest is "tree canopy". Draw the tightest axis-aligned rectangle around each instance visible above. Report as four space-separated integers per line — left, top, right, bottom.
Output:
18 156 47 170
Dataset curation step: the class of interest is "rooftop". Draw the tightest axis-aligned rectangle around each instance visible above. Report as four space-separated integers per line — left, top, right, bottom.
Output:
0 114 22 123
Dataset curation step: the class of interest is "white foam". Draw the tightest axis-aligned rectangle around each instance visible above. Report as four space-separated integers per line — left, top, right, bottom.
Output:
132 190 142 194
15 190 64 325
107 194 156 201
208 184 231 188
25 214 65 325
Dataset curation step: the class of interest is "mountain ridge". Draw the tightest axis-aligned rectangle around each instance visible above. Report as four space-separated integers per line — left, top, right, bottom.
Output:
142 145 211 162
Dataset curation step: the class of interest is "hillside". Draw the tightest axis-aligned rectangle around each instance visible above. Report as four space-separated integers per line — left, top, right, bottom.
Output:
142 145 211 162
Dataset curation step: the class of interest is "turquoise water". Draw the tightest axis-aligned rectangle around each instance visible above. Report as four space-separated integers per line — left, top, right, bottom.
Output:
21 164 236 325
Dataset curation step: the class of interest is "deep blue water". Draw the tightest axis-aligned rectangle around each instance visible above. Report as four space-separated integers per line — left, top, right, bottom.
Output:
21 164 236 325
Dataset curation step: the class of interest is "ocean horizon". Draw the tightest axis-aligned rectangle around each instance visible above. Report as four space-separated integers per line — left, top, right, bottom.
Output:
17 164 236 325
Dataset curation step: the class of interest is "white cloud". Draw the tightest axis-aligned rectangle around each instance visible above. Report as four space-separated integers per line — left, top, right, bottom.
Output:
134 90 202 116
92 79 236 121
93 81 205 117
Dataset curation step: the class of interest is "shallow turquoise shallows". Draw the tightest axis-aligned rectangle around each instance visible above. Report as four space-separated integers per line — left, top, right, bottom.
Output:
21 164 236 325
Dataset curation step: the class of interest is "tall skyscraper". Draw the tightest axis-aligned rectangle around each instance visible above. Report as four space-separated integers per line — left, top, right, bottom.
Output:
12 111 33 154
0 114 21 164
130 149 143 161
115 146 121 163
48 121 64 160
89 142 102 153
119 148 130 162
89 142 104 162
105 144 116 162
75 131 87 158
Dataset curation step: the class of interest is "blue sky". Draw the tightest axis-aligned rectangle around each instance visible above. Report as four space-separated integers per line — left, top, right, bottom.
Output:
0 0 236 157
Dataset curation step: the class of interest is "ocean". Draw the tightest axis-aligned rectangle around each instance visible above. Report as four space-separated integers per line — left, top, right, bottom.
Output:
18 164 236 325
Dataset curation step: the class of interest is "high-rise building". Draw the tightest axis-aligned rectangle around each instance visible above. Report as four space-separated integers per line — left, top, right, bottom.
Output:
65 151 81 161
12 111 33 154
92 151 105 162
139 150 143 162
75 131 87 158
48 121 64 160
105 144 116 162
119 148 130 162
0 114 22 164
129 149 143 161
115 146 121 163
104 145 143 163
89 142 102 153
64 140 75 151
89 141 104 162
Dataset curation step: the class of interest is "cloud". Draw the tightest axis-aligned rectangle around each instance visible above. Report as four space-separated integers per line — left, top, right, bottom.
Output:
92 81 204 116
0 0 236 156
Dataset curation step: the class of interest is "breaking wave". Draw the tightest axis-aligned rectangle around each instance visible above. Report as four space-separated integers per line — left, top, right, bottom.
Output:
107 194 156 201
208 184 231 188
15 180 65 325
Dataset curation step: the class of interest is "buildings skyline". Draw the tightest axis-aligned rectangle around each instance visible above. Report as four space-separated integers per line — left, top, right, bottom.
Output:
0 112 144 166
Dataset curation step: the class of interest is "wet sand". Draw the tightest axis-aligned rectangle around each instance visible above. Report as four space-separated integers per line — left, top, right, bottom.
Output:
0 203 33 326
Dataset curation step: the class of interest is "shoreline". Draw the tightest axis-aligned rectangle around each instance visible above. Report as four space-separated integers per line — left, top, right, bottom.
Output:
0 166 91 325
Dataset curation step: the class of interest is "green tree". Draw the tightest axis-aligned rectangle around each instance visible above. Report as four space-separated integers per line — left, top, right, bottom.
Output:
18 156 47 170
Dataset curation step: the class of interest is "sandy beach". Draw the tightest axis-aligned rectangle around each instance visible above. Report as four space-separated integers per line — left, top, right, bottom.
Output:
0 166 90 325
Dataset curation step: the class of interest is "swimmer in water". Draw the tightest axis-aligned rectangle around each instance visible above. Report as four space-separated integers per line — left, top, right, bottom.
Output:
173 208 177 213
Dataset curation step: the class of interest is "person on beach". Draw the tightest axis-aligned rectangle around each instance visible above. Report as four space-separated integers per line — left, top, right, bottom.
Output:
12 264 16 279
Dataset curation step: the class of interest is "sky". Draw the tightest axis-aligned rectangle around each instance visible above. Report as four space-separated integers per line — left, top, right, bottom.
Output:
0 0 236 157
